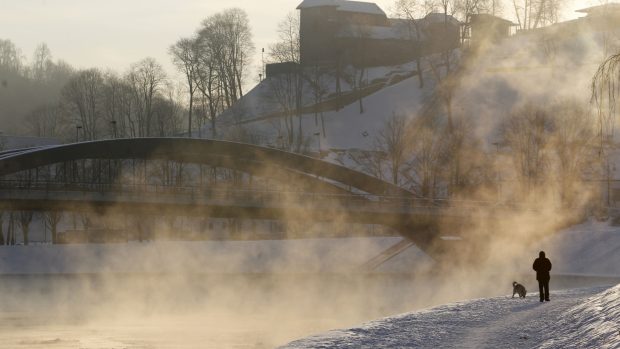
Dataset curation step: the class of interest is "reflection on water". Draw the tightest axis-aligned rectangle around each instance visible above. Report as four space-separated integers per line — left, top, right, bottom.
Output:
0 274 617 348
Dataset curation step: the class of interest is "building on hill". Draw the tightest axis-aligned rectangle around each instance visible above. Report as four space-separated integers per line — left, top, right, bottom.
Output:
466 14 516 46
576 2 620 16
266 62 300 78
503 1 620 48
575 3 620 31
297 0 460 67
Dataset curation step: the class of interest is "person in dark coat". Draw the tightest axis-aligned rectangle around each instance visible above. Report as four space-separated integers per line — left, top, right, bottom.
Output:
532 251 552 302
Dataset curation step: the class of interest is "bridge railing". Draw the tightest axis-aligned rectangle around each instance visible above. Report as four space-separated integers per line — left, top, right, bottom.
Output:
0 179 451 210
0 179 516 213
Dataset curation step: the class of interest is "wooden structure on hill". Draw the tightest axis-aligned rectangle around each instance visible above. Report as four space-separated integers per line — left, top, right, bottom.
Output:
297 0 460 67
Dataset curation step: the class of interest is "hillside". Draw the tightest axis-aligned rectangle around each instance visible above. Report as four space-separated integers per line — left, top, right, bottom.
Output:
209 22 619 155
209 60 436 151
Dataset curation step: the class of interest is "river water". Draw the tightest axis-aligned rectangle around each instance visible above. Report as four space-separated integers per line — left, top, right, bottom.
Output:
0 273 617 348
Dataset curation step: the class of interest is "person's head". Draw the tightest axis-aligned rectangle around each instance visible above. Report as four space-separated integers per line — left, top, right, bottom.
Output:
539 251 546 258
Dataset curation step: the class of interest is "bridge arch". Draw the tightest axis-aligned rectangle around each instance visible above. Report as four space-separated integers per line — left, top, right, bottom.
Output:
0 138 412 197
0 138 466 258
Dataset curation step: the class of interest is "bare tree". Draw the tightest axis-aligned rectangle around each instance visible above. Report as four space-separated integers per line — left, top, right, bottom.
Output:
308 64 329 136
264 11 307 150
502 103 553 197
61 68 105 141
454 0 497 43
44 211 63 244
195 28 224 137
512 0 561 31
0 39 23 73
18 211 34 245
600 17 620 61
548 100 594 207
152 84 184 136
591 52 620 206
125 58 167 137
101 72 129 138
24 103 63 137
7 213 16 245
222 8 254 100
375 113 411 185
199 8 254 107
348 149 387 181
170 37 200 137
422 0 471 195
427 58 463 195
592 53 620 151
268 12 301 64
394 0 435 88
266 66 304 151
408 115 448 197
30 43 53 82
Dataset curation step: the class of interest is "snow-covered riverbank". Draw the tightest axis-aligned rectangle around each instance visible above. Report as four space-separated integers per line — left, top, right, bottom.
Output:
279 220 620 348
280 284 620 349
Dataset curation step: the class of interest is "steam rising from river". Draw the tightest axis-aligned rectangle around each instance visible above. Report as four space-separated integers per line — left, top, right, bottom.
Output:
1 18 619 349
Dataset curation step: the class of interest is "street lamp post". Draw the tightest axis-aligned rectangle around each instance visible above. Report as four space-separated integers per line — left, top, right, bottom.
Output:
314 132 321 155
75 125 82 143
110 120 117 139
492 141 501 202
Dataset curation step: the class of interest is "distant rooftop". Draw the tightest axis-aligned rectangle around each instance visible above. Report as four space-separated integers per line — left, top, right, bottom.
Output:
424 12 462 25
469 13 516 26
297 0 386 16
576 2 620 14
338 22 411 40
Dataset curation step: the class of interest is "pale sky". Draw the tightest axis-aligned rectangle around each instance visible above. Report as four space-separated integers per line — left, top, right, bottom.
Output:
0 0 597 87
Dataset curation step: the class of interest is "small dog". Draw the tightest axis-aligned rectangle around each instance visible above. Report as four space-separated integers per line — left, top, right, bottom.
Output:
512 281 527 298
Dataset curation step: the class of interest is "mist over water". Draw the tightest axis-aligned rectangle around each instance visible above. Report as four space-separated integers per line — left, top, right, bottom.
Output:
0 260 617 348
1 1 620 348
0 272 437 348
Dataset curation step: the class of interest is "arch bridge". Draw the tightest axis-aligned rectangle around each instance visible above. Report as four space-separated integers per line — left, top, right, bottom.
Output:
0 138 475 255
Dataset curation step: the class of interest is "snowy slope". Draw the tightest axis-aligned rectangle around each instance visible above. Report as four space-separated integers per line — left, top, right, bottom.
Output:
209 23 619 155
311 74 433 150
280 284 620 349
206 61 435 151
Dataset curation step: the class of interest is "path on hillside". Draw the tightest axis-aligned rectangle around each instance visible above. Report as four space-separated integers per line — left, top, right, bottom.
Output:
280 286 611 349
